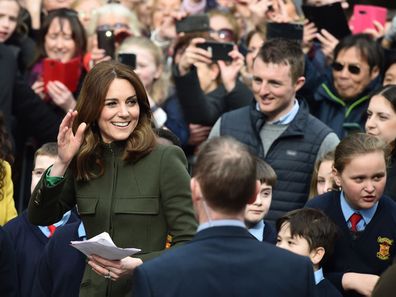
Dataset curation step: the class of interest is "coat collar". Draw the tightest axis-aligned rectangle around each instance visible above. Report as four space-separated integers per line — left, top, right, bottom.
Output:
191 225 255 243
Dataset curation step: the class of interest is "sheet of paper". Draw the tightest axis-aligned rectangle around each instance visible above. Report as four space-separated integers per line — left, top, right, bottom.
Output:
70 232 141 260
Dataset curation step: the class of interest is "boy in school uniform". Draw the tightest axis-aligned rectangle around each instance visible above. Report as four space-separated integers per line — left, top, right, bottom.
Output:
3 143 79 297
276 208 342 297
244 158 277 244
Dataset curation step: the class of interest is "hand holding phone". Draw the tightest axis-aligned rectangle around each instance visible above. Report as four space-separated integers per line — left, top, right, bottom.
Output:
42 57 81 95
302 3 351 40
97 29 115 59
196 41 234 61
351 5 387 35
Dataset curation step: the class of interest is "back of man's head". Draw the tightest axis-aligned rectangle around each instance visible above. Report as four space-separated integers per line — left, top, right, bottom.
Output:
193 136 257 214
256 38 305 83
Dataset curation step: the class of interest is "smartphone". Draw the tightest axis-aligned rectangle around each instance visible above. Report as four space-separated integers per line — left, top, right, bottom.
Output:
118 53 136 69
176 14 210 33
97 29 115 59
352 5 387 34
197 41 233 61
266 22 304 42
42 57 82 98
302 3 351 40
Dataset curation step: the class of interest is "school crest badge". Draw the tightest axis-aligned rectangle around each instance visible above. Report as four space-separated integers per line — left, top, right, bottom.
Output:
377 237 393 260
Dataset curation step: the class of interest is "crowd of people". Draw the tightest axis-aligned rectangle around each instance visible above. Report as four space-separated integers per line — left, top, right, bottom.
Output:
0 0 396 296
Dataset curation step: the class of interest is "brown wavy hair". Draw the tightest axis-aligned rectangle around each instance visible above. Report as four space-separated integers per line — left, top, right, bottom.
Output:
0 112 14 201
73 61 156 181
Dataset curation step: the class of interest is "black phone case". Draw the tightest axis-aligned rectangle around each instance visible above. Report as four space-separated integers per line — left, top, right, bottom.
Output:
266 22 304 42
118 53 136 69
302 3 351 40
176 14 210 33
97 29 115 59
197 41 233 61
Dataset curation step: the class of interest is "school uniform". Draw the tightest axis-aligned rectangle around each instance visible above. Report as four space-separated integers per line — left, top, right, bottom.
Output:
306 191 396 297
32 220 86 297
0 227 18 297
263 220 277 244
3 210 78 297
315 268 343 297
248 220 277 244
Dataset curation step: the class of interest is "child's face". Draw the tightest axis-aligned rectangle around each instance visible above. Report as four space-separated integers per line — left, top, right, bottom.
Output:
31 155 57 194
276 222 312 258
244 182 272 225
334 152 386 210
317 160 334 195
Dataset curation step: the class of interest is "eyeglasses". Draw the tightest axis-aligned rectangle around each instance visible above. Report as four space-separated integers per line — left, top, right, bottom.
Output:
209 28 235 42
96 23 130 32
331 62 361 75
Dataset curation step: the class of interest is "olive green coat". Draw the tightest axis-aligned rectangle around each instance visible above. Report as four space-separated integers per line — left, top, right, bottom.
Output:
28 143 197 297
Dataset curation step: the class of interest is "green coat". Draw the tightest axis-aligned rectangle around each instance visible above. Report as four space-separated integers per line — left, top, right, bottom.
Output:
28 143 197 297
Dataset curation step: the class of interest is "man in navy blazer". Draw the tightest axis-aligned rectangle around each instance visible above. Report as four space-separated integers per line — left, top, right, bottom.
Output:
132 136 317 297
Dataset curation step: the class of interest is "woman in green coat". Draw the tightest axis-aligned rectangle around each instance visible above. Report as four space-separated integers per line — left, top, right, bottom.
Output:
28 61 197 296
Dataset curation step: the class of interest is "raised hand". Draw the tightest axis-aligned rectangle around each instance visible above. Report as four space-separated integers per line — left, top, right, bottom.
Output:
31 79 46 100
303 20 318 54
188 124 212 146
50 110 86 177
218 46 245 92
316 29 339 64
363 20 385 40
178 38 212 76
47 81 76 112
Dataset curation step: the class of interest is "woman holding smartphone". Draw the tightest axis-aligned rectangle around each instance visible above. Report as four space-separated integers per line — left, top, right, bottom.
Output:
29 8 87 114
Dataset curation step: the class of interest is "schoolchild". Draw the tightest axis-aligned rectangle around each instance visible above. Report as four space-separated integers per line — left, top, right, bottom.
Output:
276 208 342 297
245 158 277 244
306 133 396 297
3 143 79 297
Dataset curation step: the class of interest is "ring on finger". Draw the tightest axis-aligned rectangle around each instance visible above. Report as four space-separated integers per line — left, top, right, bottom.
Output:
104 269 111 279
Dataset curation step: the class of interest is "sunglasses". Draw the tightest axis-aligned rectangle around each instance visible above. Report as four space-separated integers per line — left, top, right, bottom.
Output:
331 62 361 75
96 23 130 32
209 28 235 42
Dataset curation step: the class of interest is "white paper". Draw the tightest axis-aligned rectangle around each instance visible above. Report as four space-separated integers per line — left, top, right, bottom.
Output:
70 232 141 260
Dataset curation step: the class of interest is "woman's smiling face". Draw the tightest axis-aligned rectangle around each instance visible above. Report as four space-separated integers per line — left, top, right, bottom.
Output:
98 78 140 143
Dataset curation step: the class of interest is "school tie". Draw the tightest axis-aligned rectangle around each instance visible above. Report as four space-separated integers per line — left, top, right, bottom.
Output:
48 225 57 237
349 213 363 232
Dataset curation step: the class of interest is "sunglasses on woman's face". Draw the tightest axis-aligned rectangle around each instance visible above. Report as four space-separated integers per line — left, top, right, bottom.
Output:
209 28 235 42
331 62 361 75
96 23 130 31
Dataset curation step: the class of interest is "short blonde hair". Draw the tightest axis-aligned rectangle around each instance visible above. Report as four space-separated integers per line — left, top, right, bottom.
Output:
88 3 141 37
118 36 171 105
